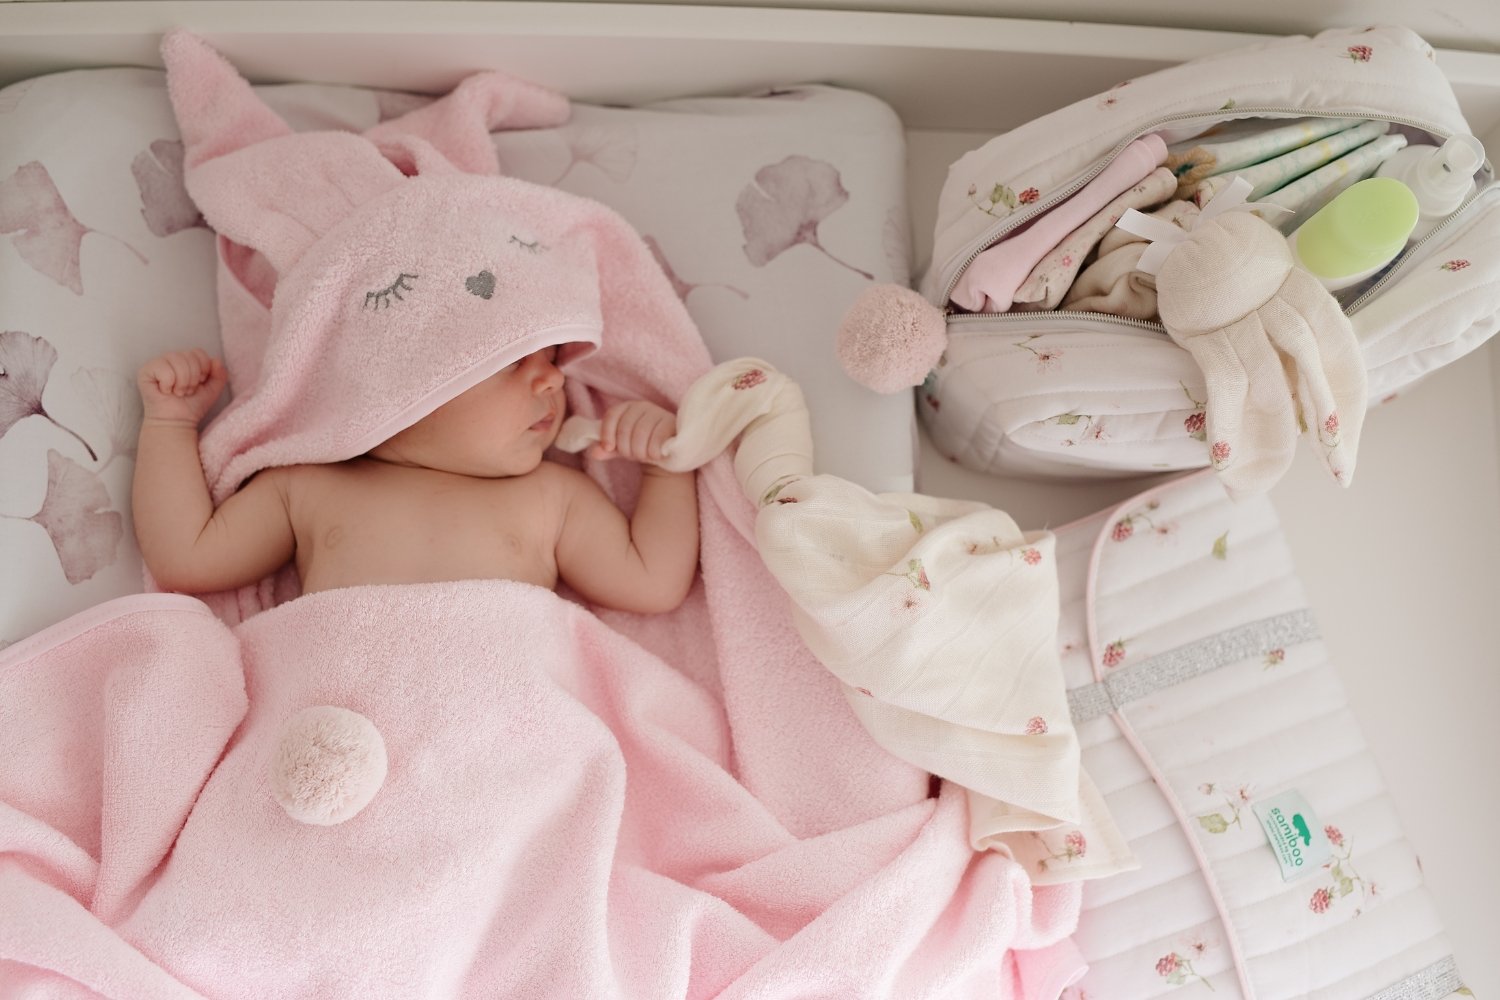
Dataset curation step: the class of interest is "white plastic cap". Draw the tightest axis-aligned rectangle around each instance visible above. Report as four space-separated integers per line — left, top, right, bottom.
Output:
1422 134 1486 197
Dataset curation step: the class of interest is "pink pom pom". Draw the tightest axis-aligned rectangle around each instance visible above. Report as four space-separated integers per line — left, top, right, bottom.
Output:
836 284 948 394
270 706 388 826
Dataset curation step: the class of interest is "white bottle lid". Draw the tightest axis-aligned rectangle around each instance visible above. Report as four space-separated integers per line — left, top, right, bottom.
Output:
1417 135 1484 201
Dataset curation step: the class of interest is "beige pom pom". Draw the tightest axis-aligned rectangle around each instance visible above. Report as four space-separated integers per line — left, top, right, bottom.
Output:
836 283 948 394
270 706 388 826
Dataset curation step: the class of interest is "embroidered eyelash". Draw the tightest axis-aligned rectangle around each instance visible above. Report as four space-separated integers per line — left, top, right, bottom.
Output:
363 272 419 310
509 236 546 254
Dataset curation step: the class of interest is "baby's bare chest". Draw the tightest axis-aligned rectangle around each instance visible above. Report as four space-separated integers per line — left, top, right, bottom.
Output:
291 467 558 594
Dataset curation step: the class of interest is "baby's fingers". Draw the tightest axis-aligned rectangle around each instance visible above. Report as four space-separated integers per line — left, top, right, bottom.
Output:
201 357 229 395
646 415 675 461
598 404 626 453
139 356 177 395
627 411 662 461
622 409 658 460
167 353 198 396
188 349 216 388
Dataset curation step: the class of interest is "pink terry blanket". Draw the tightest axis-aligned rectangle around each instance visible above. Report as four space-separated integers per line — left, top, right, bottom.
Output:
0 32 1084 998
0 584 1076 998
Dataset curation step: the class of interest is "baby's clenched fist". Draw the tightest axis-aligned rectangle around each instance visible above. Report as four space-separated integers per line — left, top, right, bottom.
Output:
588 400 677 465
137 349 228 425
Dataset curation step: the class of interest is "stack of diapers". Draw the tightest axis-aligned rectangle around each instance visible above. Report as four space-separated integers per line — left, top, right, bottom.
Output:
1052 469 1469 997
1169 117 1407 220
0 64 911 644
838 25 1499 486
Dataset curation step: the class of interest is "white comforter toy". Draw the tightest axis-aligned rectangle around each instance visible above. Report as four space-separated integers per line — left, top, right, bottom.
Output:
1118 176 1368 497
563 358 1136 882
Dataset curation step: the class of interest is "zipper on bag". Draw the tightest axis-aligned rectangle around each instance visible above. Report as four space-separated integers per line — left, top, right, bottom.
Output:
1345 180 1499 312
938 106 1490 336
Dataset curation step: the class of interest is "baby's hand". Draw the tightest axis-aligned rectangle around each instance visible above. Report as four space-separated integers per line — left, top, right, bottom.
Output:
137 349 228 426
588 400 677 465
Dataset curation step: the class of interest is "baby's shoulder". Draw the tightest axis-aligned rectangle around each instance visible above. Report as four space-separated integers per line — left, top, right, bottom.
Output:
527 458 597 498
260 462 334 488
249 462 352 509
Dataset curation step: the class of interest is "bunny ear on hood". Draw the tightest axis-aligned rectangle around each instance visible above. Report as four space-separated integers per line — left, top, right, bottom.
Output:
365 69 572 176
159 29 571 275
161 29 405 275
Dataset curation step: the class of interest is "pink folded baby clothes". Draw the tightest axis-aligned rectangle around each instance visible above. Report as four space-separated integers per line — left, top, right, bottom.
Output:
950 133 1168 313
1012 165 1177 310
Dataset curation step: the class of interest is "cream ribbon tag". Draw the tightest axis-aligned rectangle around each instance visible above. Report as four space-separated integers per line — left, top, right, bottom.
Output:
1117 175 1292 276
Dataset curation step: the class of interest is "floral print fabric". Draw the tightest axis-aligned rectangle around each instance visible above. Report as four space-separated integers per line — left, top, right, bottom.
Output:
1052 471 1460 993
917 24 1498 484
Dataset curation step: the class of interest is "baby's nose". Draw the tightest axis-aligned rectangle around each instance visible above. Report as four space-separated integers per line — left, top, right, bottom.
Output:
531 358 564 392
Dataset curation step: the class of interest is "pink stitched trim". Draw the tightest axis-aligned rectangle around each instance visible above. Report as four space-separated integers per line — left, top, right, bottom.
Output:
1082 468 1256 998
208 323 602 503
0 593 213 668
340 323 603 465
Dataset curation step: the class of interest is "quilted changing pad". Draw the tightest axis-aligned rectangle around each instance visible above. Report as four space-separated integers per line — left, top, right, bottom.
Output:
1050 470 1468 997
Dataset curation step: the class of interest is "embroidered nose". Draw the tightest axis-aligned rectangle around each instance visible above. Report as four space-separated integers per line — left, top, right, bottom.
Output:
465 270 496 300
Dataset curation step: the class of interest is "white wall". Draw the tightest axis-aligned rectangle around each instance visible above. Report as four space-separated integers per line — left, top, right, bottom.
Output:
582 0 1500 54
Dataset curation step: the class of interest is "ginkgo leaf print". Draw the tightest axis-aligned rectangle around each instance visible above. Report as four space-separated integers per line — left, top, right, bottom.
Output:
737 156 874 280
0 161 146 294
132 139 206 237
554 123 639 185
1 330 97 460
643 234 747 301
72 366 142 465
0 450 123 584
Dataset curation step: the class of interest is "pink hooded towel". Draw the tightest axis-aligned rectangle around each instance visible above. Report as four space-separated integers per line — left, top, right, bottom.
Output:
158 29 658 618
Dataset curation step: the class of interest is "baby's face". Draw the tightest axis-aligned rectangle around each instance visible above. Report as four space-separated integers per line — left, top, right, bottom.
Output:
367 346 566 477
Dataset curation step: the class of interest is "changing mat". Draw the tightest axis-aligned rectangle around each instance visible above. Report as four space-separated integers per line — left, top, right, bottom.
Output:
0 67 911 644
1050 470 1467 997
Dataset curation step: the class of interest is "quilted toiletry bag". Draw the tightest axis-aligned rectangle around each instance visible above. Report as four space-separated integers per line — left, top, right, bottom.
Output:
906 25 1499 480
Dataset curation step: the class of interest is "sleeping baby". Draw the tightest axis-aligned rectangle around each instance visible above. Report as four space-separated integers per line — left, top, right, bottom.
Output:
133 345 699 613
123 29 719 618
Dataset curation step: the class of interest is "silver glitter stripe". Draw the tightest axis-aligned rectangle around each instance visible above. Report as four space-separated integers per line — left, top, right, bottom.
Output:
1066 684 1113 722
1365 956 1464 1000
1067 609 1321 723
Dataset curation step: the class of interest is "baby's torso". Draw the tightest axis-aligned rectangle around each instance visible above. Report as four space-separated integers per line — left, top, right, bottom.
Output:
283 459 564 595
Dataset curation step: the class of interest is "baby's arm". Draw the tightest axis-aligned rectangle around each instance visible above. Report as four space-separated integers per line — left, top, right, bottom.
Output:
554 401 699 613
132 349 296 593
